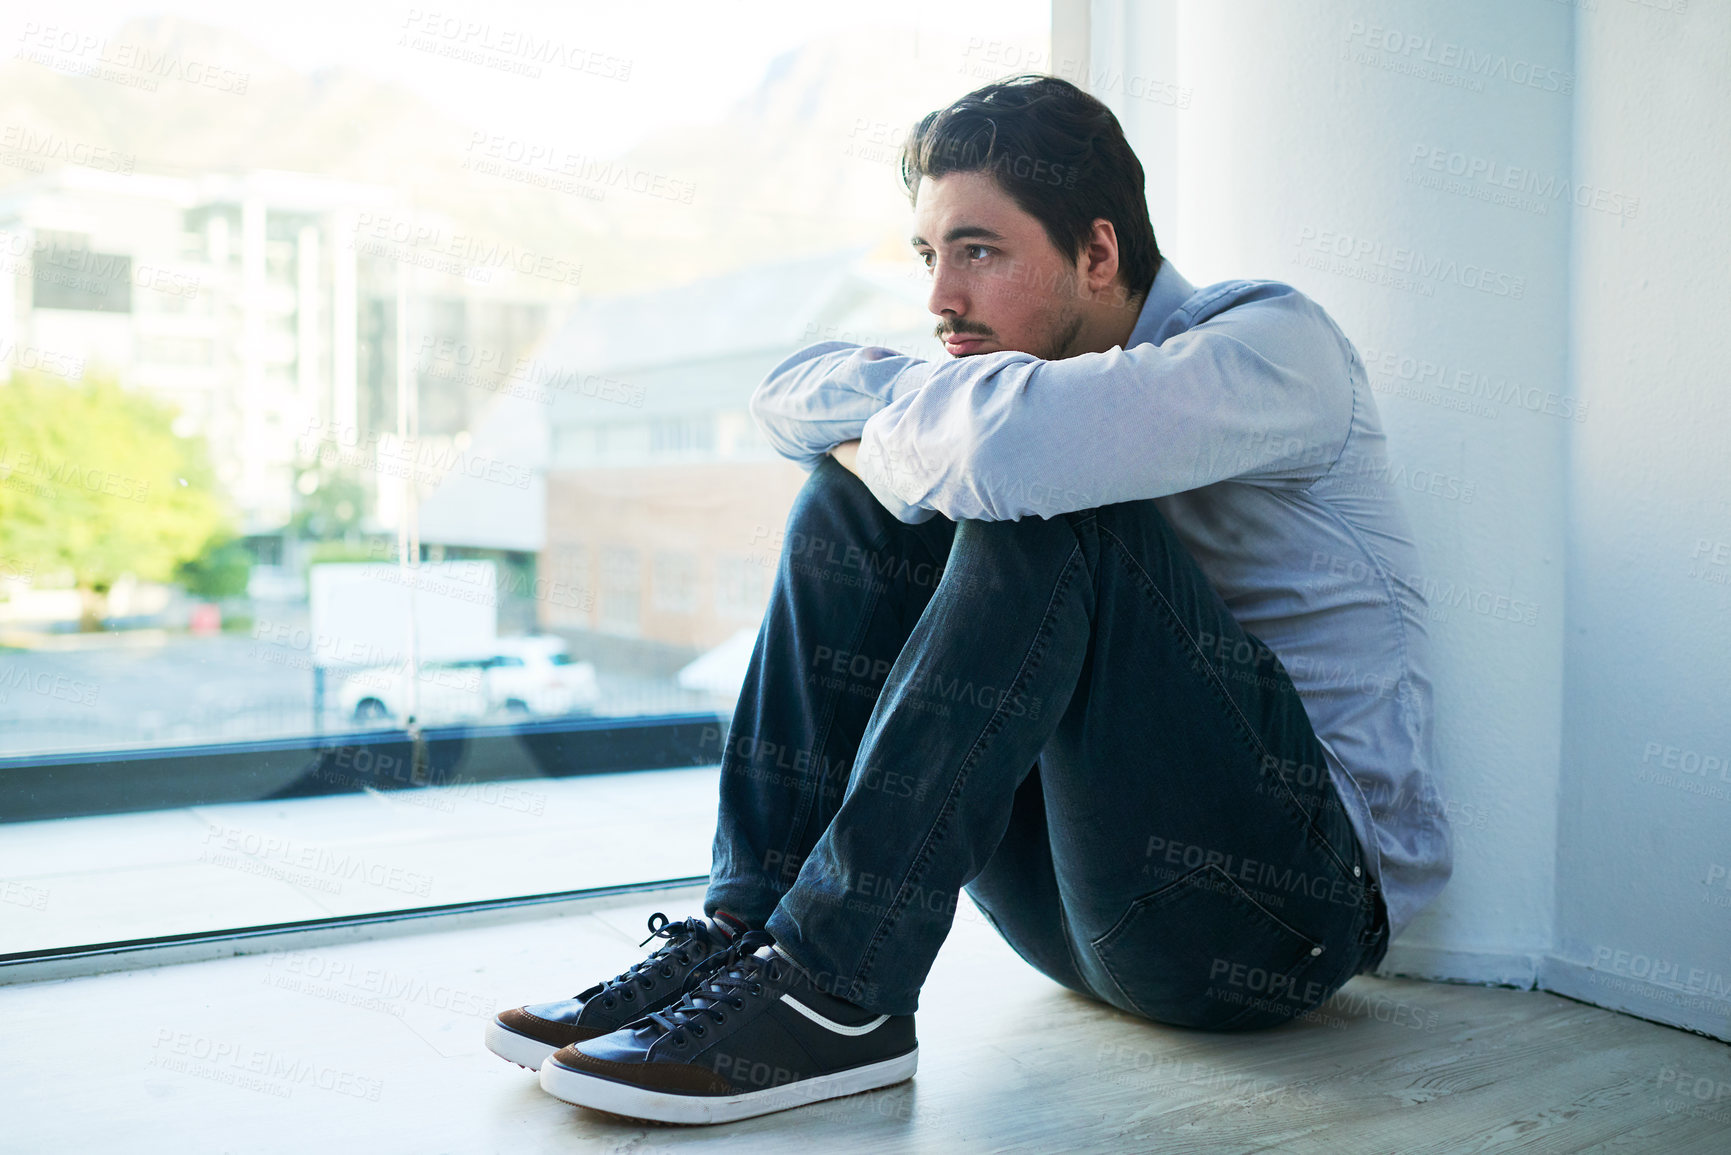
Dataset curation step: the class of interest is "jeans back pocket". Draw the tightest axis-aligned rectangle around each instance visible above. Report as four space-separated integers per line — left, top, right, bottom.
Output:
1090 863 1327 1030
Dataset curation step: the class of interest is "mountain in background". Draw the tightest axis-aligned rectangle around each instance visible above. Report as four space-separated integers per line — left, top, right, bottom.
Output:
0 16 1026 295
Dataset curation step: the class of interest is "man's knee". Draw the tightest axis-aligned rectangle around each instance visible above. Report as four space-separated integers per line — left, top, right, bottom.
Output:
775 458 880 553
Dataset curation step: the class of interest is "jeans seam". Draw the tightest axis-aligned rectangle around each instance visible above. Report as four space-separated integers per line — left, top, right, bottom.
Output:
1097 521 1361 886
777 520 897 877
851 541 1086 990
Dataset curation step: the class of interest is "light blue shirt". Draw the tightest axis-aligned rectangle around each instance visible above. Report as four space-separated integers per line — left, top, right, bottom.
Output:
750 258 1452 939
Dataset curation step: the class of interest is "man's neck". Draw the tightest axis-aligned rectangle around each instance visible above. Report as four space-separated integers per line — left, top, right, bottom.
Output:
1066 287 1146 357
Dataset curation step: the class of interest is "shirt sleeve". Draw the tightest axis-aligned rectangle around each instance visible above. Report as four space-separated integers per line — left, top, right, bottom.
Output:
854 283 1357 522
748 340 939 522
747 341 928 465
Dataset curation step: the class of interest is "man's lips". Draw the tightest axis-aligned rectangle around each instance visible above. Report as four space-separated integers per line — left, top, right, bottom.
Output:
942 334 992 355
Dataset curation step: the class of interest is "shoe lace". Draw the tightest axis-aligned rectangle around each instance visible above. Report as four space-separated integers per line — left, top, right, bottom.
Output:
645 929 780 1045
584 912 709 1004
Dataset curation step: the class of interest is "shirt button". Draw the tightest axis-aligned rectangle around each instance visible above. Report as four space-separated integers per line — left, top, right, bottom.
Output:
1310 946 1324 957
1353 866 1362 877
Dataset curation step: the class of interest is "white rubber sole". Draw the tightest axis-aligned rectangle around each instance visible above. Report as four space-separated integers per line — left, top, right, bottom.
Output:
537 1046 919 1124
484 1019 560 1071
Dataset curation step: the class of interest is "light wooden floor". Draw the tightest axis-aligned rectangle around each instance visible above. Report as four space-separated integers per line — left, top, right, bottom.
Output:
5 884 1728 1154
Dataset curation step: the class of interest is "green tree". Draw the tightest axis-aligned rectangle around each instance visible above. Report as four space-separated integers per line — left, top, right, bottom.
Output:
0 370 231 628
175 535 254 600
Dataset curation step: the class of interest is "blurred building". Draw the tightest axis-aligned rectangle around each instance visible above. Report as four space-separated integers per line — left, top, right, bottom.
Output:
537 250 940 666
0 167 561 587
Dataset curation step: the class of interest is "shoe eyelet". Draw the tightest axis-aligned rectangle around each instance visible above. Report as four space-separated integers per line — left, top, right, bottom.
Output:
692 1024 707 1037
603 997 616 1009
659 966 674 978
749 983 763 997
641 978 654 990
731 997 745 1010
622 990 635 1001
673 1034 688 1047
713 1012 726 1024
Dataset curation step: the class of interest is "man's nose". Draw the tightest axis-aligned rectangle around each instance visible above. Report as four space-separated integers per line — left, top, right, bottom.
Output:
927 261 968 319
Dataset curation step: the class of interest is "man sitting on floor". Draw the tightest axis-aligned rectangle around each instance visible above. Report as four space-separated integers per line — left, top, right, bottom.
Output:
487 73 1453 1126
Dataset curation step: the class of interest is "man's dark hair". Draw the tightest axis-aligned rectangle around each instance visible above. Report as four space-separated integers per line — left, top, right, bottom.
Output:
900 74 1161 303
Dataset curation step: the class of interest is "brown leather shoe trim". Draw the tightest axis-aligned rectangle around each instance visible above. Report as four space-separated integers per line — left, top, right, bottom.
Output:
551 1049 734 1096
497 1007 605 1049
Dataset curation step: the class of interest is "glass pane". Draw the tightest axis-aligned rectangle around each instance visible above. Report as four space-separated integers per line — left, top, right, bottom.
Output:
0 0 1049 952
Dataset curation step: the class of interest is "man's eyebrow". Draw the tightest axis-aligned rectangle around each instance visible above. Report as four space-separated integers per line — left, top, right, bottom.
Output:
909 225 1008 246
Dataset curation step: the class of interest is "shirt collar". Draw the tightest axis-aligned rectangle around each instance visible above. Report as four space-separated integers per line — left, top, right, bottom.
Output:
1127 258 1196 348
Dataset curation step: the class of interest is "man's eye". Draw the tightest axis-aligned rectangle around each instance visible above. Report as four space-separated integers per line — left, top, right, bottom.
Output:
965 245 991 261
918 251 934 270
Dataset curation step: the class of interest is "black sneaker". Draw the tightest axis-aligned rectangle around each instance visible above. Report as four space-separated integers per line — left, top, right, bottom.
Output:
538 930 918 1124
484 911 751 1071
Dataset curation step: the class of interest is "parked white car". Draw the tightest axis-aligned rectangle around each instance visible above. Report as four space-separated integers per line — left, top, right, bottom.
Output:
338 658 492 725
480 636 600 718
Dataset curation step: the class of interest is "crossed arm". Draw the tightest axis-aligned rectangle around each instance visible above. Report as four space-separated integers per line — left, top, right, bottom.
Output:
750 285 1353 523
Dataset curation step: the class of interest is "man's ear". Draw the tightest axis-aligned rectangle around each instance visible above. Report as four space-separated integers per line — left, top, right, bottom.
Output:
1082 218 1122 297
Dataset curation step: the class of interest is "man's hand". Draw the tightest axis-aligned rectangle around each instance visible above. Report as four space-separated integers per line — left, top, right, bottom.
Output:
830 439 862 477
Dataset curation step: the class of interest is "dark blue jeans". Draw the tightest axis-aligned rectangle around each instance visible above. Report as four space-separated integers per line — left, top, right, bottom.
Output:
706 458 1387 1029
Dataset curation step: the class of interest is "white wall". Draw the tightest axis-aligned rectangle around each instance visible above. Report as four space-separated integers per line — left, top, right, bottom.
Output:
1547 0 1731 1041
1085 0 1727 1037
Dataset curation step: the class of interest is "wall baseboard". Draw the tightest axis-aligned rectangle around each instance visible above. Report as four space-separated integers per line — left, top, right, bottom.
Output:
1371 944 1731 1043
1376 942 1543 989
1538 956 1731 1044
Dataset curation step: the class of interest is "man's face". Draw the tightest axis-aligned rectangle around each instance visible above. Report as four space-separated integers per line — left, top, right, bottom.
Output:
911 170 1085 360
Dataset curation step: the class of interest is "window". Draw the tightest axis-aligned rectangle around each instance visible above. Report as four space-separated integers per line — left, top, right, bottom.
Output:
0 0 1049 961
653 550 701 614
649 416 716 456
599 547 643 635
715 553 771 621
